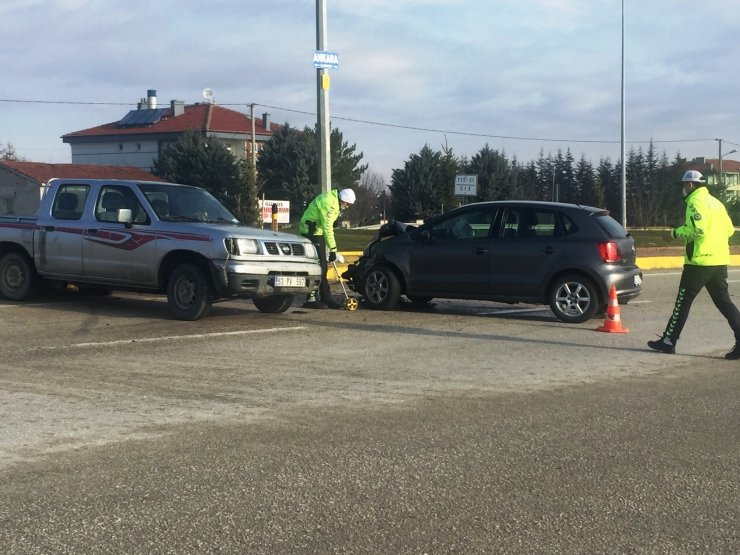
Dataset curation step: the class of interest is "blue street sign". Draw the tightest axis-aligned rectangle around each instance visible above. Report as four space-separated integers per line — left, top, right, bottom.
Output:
313 50 340 69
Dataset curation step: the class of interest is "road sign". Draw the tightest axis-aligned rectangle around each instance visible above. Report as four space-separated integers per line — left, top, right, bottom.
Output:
313 50 340 69
455 174 478 196
258 200 291 224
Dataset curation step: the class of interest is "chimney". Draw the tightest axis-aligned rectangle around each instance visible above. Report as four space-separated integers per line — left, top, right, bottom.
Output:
147 89 157 109
170 100 185 117
262 112 271 130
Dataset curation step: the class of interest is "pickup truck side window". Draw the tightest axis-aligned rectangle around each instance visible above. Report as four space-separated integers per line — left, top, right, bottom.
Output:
95 185 150 225
52 185 88 220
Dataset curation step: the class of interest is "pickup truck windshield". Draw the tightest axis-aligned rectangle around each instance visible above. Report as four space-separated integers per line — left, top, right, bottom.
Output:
139 183 239 224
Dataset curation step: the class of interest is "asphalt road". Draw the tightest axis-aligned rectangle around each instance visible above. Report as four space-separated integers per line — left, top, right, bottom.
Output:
1 270 738 554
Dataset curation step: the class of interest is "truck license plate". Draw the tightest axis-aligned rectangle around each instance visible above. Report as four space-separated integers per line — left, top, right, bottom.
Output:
275 276 305 287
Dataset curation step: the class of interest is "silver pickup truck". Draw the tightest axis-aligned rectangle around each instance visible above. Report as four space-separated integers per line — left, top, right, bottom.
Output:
0 178 321 319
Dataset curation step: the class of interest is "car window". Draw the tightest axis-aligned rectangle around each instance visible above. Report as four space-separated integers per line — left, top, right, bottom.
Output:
95 185 149 225
501 208 567 239
52 184 89 220
593 213 629 238
430 208 496 240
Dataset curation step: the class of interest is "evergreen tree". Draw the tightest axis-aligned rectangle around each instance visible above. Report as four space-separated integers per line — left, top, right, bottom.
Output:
389 145 449 221
153 130 240 212
233 157 262 226
257 124 367 220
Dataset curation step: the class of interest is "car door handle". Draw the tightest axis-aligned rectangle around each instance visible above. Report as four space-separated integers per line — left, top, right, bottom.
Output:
87 229 99 235
475 247 489 255
44 225 56 232
542 246 555 254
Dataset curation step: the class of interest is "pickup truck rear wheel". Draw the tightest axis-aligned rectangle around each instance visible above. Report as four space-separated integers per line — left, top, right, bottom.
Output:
0 252 38 301
167 263 213 320
253 294 294 313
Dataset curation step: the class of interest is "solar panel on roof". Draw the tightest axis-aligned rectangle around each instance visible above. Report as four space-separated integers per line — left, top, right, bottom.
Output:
117 108 168 127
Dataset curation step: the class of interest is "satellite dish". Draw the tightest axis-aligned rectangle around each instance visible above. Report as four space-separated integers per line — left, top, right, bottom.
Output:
202 88 215 104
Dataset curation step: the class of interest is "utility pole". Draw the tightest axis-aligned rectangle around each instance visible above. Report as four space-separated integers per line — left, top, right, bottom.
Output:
620 0 627 228
250 103 257 176
718 138 724 188
316 0 331 194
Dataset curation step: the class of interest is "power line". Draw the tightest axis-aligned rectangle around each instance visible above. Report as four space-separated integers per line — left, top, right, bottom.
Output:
0 97 731 147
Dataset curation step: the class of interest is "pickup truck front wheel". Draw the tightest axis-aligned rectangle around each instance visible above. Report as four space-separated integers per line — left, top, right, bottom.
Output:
253 294 294 314
0 252 38 301
167 263 213 320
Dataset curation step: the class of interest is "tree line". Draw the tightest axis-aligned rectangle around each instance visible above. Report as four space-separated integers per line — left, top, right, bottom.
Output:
146 128 740 229
7 128 732 228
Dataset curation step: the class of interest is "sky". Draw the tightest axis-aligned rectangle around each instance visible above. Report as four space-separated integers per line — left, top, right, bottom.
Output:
2 0 740 182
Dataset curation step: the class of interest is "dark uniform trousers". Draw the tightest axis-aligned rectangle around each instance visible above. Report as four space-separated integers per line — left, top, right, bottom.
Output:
303 223 332 303
663 264 740 343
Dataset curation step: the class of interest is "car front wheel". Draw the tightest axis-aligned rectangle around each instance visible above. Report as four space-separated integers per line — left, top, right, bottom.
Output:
167 263 213 320
363 264 401 310
549 274 599 323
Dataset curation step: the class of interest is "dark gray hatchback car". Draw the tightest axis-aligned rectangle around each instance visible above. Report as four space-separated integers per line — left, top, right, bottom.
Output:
343 201 643 323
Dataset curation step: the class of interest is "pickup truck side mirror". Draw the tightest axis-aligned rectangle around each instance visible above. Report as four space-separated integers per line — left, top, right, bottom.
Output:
117 209 133 226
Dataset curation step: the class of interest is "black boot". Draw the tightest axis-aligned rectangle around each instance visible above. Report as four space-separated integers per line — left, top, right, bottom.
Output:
725 342 740 360
647 337 675 354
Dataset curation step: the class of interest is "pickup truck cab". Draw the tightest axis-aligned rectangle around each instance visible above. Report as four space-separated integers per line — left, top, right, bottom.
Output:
0 178 321 319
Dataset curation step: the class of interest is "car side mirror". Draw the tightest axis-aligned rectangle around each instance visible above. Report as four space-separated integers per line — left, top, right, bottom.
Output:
117 209 133 226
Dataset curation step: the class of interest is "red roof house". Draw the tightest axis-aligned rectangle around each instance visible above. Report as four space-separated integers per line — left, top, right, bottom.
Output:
0 160 162 216
62 90 282 172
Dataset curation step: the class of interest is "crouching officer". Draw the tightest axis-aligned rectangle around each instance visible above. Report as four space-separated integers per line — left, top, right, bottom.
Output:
299 188 356 309
648 170 740 358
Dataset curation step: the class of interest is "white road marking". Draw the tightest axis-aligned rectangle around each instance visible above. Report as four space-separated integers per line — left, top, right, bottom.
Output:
71 326 307 348
18 327 308 351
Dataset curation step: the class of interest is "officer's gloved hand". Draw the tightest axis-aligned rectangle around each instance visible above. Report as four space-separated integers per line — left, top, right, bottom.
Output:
328 251 337 263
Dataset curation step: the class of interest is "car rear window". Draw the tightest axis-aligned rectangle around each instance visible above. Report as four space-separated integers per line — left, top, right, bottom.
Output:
593 212 629 238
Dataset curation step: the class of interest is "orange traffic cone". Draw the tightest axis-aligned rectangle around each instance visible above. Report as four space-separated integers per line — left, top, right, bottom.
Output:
596 285 629 333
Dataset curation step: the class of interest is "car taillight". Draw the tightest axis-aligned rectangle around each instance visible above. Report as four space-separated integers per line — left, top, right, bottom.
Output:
598 241 621 263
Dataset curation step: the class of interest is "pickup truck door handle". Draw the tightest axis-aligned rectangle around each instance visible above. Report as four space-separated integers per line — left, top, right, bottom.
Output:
475 247 489 255
44 225 56 232
87 229 99 235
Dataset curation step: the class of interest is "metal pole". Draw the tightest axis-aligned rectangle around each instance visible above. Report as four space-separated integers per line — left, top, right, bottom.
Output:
620 0 627 228
250 103 256 175
718 138 723 188
316 0 331 194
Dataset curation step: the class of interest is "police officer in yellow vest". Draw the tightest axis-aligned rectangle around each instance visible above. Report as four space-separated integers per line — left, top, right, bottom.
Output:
300 188 356 309
648 170 740 358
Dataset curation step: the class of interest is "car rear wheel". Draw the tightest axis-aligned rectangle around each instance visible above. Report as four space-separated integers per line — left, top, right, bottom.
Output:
167 263 213 320
253 294 294 313
549 274 599 323
363 264 401 310
0 251 38 301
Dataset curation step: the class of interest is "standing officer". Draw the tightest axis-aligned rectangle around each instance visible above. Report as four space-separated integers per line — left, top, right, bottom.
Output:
648 170 740 358
299 188 356 309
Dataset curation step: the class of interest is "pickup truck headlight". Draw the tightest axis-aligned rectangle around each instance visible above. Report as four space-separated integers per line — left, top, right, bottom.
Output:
225 238 259 255
303 242 318 259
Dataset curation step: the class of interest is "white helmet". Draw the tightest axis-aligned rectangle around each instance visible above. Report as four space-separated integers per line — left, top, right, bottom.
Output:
338 188 356 204
681 170 705 183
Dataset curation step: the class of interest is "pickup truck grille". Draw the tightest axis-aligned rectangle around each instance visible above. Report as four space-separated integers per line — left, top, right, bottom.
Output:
263 242 306 256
